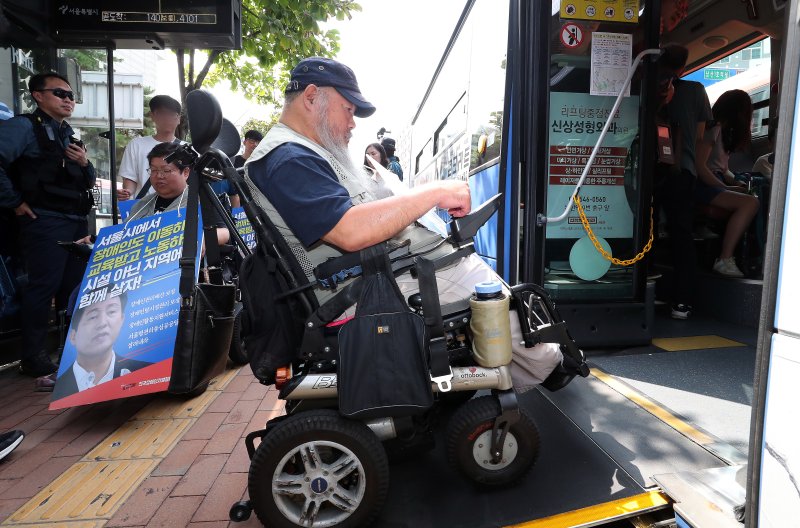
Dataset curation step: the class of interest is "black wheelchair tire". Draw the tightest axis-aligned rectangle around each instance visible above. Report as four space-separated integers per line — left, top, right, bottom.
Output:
446 395 540 487
228 308 248 365
248 409 390 528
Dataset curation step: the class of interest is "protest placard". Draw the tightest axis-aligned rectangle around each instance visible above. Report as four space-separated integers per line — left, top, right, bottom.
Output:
50 208 201 410
231 207 257 250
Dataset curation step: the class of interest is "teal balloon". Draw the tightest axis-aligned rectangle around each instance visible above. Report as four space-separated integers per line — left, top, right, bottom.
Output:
569 236 612 281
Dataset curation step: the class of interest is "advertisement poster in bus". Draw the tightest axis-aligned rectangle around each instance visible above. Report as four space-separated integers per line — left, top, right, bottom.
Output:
560 0 639 24
546 91 638 239
50 209 202 410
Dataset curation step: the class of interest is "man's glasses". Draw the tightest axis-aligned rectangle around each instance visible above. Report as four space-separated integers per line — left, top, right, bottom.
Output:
147 167 178 176
35 88 75 101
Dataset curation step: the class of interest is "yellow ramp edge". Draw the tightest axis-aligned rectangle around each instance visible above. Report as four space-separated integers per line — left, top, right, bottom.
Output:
2 367 246 526
652 335 745 352
7 460 157 524
507 491 669 528
591 367 715 445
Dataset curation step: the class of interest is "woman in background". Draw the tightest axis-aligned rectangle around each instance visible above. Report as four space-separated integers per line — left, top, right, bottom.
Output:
696 89 760 277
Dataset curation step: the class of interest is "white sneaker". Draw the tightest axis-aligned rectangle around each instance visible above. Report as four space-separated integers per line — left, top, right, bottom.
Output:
713 257 744 278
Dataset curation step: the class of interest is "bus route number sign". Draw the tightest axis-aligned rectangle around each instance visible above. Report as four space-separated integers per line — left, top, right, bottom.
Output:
561 23 583 48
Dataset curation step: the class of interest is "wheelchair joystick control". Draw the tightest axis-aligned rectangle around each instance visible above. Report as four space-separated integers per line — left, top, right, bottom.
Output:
407 293 423 312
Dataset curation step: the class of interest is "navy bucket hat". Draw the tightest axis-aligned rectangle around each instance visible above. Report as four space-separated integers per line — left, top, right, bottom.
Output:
286 57 376 118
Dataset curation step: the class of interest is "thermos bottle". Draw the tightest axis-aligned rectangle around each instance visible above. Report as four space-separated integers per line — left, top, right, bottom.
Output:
469 280 512 367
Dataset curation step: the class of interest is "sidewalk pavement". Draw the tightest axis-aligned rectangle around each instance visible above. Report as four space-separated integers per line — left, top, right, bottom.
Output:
0 364 284 527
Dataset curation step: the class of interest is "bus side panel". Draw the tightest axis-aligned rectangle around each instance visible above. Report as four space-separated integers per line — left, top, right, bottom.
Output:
757 333 800 527
469 164 500 270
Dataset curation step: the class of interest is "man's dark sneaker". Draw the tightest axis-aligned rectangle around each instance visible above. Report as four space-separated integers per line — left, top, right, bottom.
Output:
671 303 692 320
0 430 24 462
19 355 57 377
34 373 57 392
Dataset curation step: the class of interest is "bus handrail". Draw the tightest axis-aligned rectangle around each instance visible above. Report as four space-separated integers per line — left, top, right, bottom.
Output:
537 48 663 226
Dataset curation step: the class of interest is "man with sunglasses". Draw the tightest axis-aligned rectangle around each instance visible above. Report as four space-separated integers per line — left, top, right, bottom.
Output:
0 72 95 377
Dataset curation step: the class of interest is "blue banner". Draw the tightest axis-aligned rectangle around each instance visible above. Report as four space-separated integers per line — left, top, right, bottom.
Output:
50 209 202 409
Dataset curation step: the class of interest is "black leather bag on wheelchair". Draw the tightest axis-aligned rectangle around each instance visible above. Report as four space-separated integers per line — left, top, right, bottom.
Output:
337 245 433 419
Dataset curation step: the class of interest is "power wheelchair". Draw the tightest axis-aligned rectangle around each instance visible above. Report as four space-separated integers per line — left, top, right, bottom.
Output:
180 90 589 528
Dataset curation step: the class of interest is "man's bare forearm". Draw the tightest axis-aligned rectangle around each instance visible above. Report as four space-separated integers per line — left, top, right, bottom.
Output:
322 185 446 251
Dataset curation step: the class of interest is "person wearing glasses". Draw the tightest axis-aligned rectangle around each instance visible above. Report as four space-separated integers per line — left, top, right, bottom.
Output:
117 95 183 201
0 72 95 377
127 142 230 245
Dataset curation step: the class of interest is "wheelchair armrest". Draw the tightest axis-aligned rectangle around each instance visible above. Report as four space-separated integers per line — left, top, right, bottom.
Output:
449 193 502 244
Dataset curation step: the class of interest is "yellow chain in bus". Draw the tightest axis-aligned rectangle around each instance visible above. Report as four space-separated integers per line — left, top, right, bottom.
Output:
573 195 654 266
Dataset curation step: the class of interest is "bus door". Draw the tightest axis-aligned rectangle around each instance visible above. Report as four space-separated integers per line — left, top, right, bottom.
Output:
509 1 659 346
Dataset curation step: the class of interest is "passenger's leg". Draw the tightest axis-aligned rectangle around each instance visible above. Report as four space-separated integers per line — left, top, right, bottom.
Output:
709 191 759 259
662 169 696 308
395 254 562 388
508 314 562 392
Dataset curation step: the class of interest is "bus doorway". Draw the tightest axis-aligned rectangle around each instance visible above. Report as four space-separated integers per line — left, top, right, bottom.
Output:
400 0 791 526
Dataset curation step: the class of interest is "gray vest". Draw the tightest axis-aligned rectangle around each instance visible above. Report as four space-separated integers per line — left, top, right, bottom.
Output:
243 124 455 305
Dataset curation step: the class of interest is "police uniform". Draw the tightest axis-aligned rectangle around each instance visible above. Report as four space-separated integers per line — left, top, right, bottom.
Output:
0 107 95 373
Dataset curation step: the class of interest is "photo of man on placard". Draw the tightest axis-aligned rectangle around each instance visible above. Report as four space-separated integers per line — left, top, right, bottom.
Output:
52 292 151 400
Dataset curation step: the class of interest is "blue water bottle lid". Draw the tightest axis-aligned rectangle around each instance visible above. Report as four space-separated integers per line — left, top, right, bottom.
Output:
474 280 502 295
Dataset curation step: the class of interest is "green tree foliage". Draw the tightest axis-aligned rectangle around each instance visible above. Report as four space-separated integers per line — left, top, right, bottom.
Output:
175 0 360 116
241 113 280 138
61 49 121 71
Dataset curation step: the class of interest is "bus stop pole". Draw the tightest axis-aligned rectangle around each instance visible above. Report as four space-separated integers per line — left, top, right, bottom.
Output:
107 46 118 225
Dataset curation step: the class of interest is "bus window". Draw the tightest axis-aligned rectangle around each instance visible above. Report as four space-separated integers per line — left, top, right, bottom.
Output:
688 38 771 138
434 94 467 156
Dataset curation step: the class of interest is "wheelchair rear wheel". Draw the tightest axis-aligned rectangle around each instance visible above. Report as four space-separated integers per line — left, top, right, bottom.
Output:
248 409 390 528
446 395 540 486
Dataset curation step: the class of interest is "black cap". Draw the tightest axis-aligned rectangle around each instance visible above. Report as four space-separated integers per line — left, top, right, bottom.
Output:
381 137 396 150
149 95 181 114
286 57 376 118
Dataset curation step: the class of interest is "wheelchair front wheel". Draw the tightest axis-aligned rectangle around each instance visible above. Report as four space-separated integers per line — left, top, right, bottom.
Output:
446 395 540 486
248 409 390 528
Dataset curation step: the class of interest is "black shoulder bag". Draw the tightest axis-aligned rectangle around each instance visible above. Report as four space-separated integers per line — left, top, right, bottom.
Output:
168 168 236 395
337 244 433 419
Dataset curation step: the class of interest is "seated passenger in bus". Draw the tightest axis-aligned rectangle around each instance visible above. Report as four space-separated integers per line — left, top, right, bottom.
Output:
695 89 759 278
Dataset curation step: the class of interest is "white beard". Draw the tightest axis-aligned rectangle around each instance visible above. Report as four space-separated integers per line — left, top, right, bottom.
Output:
314 91 373 189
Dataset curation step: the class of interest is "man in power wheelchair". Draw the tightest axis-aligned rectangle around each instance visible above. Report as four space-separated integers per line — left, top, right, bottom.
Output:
219 58 589 527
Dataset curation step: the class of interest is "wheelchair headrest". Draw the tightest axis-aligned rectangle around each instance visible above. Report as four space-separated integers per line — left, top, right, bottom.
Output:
211 118 242 158
186 89 222 154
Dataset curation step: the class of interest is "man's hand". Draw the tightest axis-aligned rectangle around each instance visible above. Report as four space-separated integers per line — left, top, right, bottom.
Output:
434 180 471 217
65 143 89 167
117 188 132 201
75 235 93 245
14 202 36 219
